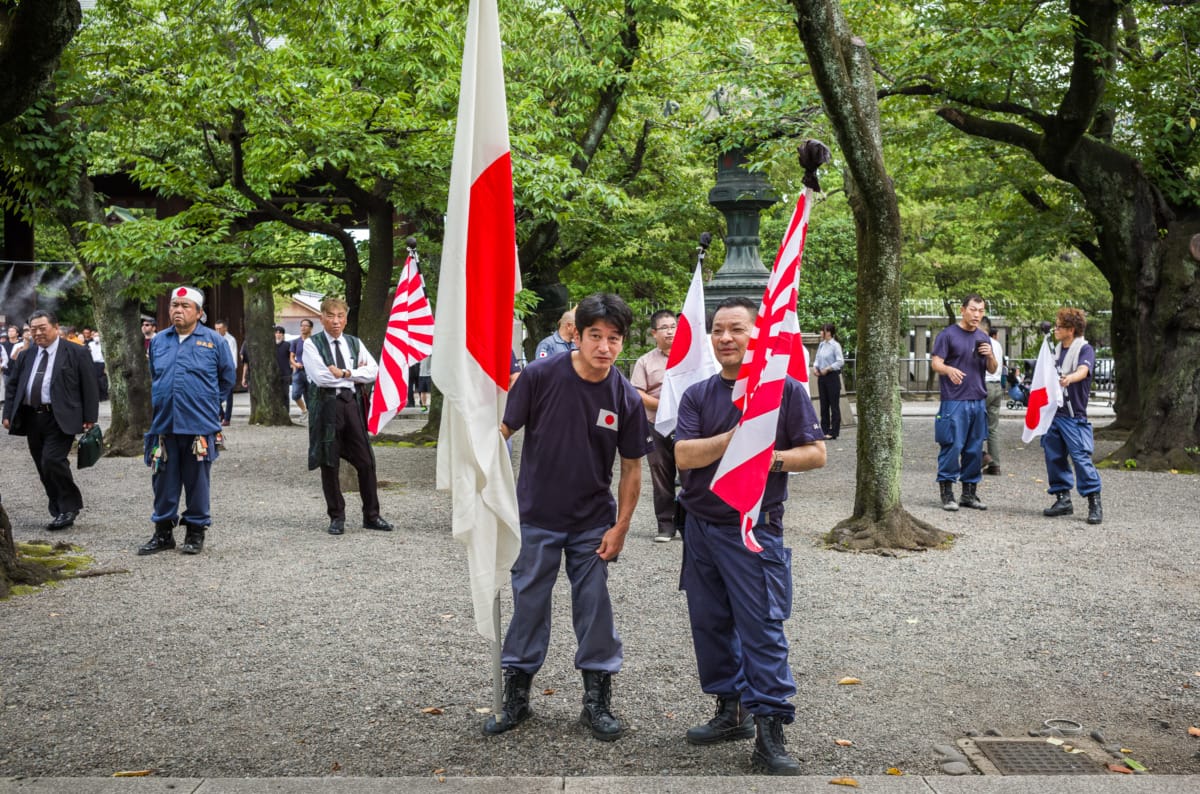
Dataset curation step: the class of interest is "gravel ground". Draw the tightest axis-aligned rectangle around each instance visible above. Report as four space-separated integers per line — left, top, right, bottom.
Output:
0 405 1197 779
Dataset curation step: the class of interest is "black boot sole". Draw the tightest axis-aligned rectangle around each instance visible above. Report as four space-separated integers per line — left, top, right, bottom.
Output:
751 752 801 776
686 723 755 745
579 709 623 741
482 709 532 735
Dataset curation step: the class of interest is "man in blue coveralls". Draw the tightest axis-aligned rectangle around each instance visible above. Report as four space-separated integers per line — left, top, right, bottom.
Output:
674 296 826 775
1040 306 1103 524
930 294 998 511
484 293 652 742
138 287 236 556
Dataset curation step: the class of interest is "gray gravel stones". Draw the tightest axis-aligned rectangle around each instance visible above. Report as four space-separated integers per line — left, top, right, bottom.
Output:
1 413 1198 779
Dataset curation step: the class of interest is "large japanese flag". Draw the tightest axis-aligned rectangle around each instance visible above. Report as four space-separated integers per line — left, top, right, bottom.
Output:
1021 335 1063 443
432 0 521 642
654 262 721 436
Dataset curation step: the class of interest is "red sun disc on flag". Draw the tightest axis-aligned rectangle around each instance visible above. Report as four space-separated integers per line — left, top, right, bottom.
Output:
1025 387 1050 430
667 315 692 369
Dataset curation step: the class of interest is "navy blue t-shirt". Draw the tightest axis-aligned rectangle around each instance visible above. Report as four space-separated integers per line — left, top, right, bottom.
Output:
675 374 823 531
503 352 653 532
931 323 990 401
1055 342 1095 418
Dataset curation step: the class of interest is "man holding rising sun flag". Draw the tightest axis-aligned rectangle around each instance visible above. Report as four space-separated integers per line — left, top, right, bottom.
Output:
672 143 830 775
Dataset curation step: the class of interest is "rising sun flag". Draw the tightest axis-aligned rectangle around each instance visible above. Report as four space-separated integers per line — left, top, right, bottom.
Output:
710 188 814 552
367 241 433 435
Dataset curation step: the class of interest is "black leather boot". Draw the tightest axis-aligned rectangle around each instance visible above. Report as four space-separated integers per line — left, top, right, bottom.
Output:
482 669 534 735
137 520 176 555
1043 492 1073 517
686 695 754 745
179 522 206 555
959 482 987 510
1087 493 1103 524
579 670 622 741
939 481 958 511
751 714 801 775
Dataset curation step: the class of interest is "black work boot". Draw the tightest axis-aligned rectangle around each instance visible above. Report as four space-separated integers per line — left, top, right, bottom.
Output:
179 522 206 555
959 482 987 510
137 520 176 555
482 669 534 735
686 695 754 745
579 670 623 741
1087 493 1103 525
751 714 801 775
939 481 958 511
1043 492 1074 517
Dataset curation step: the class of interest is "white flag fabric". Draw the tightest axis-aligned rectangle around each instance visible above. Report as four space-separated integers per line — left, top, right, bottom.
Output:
654 262 721 436
367 250 433 435
432 0 521 642
1021 335 1063 443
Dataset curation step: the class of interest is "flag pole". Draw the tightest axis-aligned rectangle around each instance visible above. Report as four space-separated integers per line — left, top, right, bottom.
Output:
491 594 503 714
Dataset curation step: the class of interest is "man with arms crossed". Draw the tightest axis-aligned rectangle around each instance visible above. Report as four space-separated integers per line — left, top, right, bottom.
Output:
674 296 826 775
485 293 652 742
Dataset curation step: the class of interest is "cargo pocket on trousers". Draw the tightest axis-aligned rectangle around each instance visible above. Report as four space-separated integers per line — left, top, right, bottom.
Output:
761 544 793 622
934 406 956 445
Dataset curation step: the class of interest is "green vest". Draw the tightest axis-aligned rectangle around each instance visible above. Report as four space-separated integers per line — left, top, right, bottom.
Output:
306 333 374 471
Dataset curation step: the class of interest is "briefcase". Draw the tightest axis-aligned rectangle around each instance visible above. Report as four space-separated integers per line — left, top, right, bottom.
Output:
77 425 103 469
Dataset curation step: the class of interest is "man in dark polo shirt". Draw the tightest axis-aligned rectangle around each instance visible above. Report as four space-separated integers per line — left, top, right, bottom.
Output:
930 294 997 511
484 293 652 742
674 296 825 775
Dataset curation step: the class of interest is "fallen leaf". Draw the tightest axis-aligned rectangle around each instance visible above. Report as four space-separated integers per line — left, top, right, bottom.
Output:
1107 764 1133 774
837 677 861 685
1125 759 1147 772
111 770 154 777
475 707 491 714
829 777 860 788
1045 737 1064 746
331 762 342 772
433 768 445 775
886 768 903 776
440 614 454 620
421 707 444 715
1120 747 1133 754
542 688 556 695
1188 726 1200 738
834 739 853 746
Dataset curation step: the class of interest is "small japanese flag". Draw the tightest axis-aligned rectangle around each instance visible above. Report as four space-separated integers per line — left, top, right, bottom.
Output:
596 408 618 431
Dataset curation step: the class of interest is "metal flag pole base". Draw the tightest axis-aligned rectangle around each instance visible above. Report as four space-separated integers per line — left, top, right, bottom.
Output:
492 594 503 715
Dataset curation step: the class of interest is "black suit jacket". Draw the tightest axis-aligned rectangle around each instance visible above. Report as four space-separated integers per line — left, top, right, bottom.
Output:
3 339 100 436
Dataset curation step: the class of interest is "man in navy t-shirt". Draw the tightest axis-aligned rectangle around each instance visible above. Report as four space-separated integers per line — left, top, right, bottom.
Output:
485 293 652 742
1040 307 1103 524
674 296 826 775
931 294 998 511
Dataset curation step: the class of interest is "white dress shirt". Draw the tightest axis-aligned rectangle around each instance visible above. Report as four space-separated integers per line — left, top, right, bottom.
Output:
303 331 379 390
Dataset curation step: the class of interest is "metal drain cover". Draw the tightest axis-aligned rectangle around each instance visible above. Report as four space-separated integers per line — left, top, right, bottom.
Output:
965 738 1107 775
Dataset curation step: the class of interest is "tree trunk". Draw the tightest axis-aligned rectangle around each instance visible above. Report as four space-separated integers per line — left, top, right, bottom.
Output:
792 0 951 551
60 171 152 455
242 280 290 426
357 200 397 355
0 0 81 125
0 505 54 600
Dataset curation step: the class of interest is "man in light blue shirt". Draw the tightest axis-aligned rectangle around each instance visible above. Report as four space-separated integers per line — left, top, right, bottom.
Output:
534 310 577 359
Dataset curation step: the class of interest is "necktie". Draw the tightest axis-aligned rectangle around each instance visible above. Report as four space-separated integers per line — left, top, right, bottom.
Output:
332 338 347 371
30 349 49 407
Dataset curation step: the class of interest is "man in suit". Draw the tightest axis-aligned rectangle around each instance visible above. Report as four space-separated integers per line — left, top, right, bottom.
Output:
3 309 100 530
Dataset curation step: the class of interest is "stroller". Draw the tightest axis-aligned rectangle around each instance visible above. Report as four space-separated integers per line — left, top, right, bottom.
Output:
1005 364 1030 409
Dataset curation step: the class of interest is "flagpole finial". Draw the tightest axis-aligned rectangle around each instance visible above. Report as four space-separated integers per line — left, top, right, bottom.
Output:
797 140 832 192
406 235 418 249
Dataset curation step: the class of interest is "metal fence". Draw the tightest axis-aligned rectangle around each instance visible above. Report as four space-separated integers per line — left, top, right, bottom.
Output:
612 355 1115 403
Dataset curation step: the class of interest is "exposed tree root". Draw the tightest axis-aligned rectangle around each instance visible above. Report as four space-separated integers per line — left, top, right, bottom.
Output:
824 508 954 555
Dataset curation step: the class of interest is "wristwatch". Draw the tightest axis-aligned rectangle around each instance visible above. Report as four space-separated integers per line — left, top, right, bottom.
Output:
770 452 784 473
